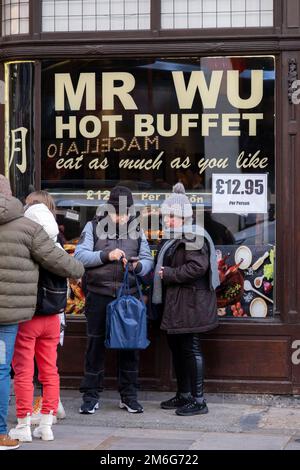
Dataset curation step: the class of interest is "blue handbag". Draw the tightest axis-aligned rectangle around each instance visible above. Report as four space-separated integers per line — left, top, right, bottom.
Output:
105 264 150 350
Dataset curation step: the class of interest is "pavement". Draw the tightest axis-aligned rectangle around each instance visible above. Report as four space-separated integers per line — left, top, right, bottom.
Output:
6 390 300 450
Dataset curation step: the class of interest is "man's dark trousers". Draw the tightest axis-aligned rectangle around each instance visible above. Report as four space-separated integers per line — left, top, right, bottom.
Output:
80 292 140 403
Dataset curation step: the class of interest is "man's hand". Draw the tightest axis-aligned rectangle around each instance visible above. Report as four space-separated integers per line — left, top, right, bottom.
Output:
108 249 126 262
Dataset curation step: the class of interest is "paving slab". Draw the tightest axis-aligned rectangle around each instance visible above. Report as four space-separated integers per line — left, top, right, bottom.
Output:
7 390 300 450
258 408 300 433
15 426 293 451
16 426 114 450
95 436 194 451
189 432 290 450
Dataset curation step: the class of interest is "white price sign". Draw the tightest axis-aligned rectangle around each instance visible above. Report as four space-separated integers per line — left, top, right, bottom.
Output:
212 173 268 214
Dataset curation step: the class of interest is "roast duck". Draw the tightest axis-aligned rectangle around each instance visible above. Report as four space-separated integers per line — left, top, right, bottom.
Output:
216 255 244 308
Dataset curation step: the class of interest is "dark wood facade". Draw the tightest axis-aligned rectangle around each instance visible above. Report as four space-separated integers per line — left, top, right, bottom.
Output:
1 0 300 394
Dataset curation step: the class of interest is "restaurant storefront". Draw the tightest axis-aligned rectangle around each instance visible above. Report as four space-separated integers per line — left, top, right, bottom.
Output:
1 0 300 394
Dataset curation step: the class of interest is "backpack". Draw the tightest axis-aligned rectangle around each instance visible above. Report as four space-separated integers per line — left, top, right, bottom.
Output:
105 264 150 350
35 242 68 316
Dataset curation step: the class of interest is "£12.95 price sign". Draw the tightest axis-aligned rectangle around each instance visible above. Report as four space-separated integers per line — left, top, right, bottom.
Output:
212 173 268 214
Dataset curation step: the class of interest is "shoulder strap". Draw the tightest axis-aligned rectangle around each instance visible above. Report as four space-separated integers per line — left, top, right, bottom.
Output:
138 233 142 253
91 217 99 249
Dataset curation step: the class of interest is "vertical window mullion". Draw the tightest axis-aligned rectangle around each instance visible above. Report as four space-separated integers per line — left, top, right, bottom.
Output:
124 0 125 30
151 0 160 31
109 0 112 31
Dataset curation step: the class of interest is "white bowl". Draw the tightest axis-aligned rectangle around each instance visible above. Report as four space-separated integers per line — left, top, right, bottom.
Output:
234 246 253 270
250 297 268 318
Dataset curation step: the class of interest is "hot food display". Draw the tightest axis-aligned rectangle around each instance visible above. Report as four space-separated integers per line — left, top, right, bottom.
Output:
216 245 275 318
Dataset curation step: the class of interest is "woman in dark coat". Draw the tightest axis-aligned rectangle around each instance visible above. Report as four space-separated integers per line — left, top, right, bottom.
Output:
152 183 220 416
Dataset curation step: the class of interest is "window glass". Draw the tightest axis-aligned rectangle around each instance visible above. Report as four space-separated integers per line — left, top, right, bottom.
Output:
2 0 29 36
41 0 151 32
41 57 275 319
161 0 273 29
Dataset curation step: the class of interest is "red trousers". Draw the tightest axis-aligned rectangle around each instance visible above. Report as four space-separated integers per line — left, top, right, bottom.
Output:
12 315 60 418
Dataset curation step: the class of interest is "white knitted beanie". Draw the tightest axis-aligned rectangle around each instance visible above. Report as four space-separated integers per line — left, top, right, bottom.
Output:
161 182 193 218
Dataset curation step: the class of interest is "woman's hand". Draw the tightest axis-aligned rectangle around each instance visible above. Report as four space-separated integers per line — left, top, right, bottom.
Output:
159 267 165 279
108 248 126 262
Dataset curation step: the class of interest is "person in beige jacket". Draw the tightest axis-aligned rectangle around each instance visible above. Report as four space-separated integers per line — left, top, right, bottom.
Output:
0 175 84 450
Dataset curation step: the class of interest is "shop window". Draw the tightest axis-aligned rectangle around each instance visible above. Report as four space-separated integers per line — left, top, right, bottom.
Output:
37 56 275 319
161 0 273 29
42 0 151 32
1 0 29 36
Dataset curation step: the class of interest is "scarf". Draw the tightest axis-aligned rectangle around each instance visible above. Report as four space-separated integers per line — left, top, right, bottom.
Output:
152 224 220 305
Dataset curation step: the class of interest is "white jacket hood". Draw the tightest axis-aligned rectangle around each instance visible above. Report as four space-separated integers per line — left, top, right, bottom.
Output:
24 203 59 242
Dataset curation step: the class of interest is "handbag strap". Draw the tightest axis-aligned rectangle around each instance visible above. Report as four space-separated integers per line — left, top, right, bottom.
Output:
132 270 144 302
117 263 144 303
117 263 130 299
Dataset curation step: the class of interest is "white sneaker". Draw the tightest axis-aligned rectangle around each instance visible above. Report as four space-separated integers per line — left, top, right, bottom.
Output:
9 414 32 442
33 411 54 441
56 398 66 420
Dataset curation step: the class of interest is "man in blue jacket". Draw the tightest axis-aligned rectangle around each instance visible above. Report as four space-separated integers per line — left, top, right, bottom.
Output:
75 186 153 415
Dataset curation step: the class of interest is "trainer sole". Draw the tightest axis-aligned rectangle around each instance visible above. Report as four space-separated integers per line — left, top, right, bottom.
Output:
79 403 99 414
175 407 209 417
0 444 20 450
119 401 144 414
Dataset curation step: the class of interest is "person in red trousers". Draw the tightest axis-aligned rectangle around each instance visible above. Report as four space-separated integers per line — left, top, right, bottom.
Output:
9 191 83 442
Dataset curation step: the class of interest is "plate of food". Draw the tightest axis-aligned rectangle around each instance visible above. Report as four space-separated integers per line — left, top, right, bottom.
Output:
216 270 244 308
234 246 252 270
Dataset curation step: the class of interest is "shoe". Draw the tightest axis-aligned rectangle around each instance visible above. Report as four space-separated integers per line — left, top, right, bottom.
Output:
175 399 209 416
79 401 99 414
0 434 20 450
56 398 66 420
9 414 32 442
33 411 54 441
31 397 57 425
119 398 144 413
160 394 192 410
